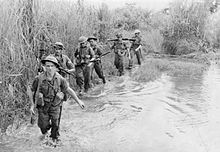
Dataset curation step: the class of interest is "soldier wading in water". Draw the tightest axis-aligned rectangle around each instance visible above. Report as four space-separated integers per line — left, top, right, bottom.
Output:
110 33 128 76
30 55 85 143
87 36 106 84
74 36 95 94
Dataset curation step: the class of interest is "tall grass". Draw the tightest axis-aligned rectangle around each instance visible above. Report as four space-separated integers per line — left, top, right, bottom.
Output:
0 0 114 132
132 58 207 83
160 0 211 55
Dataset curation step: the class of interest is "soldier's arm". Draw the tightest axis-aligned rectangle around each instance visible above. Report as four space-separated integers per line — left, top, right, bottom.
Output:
61 78 85 109
89 47 95 60
66 87 85 109
27 86 34 113
135 37 142 51
29 78 38 114
65 56 75 73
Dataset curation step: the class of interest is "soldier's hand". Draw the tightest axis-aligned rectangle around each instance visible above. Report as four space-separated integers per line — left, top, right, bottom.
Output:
56 92 64 100
30 105 35 115
66 69 71 73
39 92 43 98
78 99 85 109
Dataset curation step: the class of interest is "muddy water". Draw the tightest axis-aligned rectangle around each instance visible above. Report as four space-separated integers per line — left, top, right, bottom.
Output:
1 62 220 152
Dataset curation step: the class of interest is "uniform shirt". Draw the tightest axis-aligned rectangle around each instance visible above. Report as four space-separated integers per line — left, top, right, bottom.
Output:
53 54 74 77
130 36 142 50
111 40 128 55
37 54 47 73
54 54 74 70
31 72 69 105
92 45 102 57
74 46 95 65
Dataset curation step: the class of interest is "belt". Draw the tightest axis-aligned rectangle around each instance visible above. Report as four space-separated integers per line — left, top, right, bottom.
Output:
44 98 54 102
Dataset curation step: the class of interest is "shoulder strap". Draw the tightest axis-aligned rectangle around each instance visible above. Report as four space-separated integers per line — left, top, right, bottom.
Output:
34 74 44 104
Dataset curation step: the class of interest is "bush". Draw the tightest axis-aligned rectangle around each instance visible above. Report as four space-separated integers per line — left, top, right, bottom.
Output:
160 0 210 55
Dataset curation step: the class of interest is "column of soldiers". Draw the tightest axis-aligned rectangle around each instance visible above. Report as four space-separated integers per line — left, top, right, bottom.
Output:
109 30 143 75
30 30 142 143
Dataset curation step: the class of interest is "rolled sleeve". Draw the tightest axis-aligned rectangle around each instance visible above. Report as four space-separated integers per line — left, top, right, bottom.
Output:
60 77 69 93
65 56 75 69
96 47 103 56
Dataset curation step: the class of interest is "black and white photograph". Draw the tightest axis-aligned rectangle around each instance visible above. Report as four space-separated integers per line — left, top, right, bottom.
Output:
0 0 220 151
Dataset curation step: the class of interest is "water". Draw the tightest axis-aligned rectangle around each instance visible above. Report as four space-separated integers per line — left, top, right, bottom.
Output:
1 62 220 152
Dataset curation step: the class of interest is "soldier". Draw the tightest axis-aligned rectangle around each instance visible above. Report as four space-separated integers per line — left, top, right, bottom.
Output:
53 42 75 78
129 29 142 68
74 36 95 94
37 48 48 74
30 55 85 142
87 36 106 84
110 33 128 76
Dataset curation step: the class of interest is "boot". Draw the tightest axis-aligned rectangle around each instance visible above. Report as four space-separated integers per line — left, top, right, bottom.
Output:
102 77 106 84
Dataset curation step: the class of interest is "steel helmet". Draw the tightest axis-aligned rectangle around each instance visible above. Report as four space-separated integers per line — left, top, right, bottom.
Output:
87 36 97 41
41 55 60 68
78 36 87 43
54 42 64 50
55 42 64 47
134 29 141 34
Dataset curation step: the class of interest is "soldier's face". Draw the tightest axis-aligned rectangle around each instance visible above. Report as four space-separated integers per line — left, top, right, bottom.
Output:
89 40 96 46
55 48 62 56
80 42 87 47
45 62 57 75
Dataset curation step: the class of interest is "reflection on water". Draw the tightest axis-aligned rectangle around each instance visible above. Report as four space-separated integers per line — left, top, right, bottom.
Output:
1 62 220 152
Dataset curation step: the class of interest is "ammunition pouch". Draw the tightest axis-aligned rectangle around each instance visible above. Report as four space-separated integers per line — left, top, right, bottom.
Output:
36 96 44 107
42 101 51 114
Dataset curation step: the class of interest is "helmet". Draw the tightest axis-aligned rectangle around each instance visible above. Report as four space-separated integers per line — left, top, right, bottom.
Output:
134 29 141 34
39 48 46 52
116 33 122 38
87 36 97 41
41 55 60 67
78 36 87 43
55 42 64 47
54 42 64 49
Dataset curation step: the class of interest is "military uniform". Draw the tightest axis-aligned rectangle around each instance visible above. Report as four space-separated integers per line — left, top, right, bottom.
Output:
91 45 106 83
74 45 95 92
37 49 47 73
31 72 69 140
55 54 75 78
111 40 127 76
130 35 142 66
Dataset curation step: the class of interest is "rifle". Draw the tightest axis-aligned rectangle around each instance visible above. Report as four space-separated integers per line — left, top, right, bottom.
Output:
58 67 76 78
89 51 111 62
107 38 135 42
123 38 135 42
